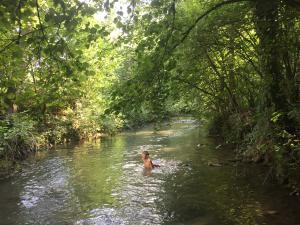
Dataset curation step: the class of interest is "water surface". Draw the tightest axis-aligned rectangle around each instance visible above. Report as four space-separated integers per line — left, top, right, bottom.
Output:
0 118 300 225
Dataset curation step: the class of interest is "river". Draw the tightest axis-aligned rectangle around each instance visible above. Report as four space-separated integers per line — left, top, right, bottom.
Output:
0 118 299 225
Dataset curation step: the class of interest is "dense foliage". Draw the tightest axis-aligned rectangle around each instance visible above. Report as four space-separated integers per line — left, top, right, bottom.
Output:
1 0 300 185
0 0 124 159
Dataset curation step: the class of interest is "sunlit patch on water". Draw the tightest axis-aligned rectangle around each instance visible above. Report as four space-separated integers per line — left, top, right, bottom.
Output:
76 208 125 225
173 118 198 124
126 130 155 137
122 162 136 170
20 193 40 208
155 129 177 136
150 159 181 174
20 158 71 209
139 144 164 150
150 136 169 143
161 146 177 152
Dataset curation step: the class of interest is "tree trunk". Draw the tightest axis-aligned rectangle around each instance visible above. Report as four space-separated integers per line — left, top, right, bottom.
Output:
254 0 286 110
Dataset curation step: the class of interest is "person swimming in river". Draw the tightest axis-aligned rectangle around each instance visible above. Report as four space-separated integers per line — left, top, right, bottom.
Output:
141 151 160 169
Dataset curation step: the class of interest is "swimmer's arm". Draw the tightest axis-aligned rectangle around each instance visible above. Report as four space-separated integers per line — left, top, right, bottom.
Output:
151 160 160 168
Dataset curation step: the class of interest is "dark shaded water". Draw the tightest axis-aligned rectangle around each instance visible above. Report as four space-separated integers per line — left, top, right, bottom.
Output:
0 118 300 225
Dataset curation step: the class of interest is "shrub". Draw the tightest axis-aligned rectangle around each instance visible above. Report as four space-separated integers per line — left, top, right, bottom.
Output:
0 113 37 160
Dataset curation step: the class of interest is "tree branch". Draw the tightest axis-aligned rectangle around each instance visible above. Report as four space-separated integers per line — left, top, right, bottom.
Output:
174 76 225 104
172 0 250 51
0 2 85 54
36 0 46 40
285 0 300 9
237 46 263 78
0 28 41 54
16 0 22 44
161 0 177 61
205 50 240 111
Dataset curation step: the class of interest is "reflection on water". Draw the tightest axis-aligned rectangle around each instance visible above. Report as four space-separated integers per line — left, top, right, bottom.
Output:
0 118 300 225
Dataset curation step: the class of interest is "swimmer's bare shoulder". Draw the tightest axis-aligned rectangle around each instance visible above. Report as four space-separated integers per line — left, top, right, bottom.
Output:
141 151 160 169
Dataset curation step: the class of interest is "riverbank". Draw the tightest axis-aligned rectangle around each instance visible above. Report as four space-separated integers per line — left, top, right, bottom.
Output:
208 112 300 197
0 112 109 175
0 111 159 176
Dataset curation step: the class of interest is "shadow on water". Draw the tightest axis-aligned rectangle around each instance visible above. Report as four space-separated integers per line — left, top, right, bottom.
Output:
0 117 300 225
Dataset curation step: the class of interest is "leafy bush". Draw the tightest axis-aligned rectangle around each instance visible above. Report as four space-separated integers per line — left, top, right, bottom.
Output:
99 114 125 134
0 114 37 160
210 109 300 183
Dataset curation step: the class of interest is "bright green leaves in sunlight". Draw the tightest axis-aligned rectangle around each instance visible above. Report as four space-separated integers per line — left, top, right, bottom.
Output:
0 0 127 159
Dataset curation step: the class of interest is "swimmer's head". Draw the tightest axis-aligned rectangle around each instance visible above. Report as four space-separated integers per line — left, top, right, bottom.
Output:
141 150 150 160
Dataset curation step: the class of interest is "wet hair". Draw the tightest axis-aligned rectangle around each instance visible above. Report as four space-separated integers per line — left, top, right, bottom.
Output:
142 151 150 156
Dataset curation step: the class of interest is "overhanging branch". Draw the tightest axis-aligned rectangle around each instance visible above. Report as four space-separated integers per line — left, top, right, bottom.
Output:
174 76 225 104
171 0 251 51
